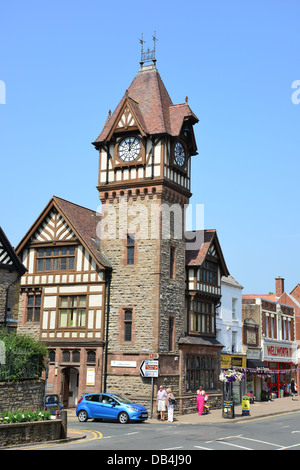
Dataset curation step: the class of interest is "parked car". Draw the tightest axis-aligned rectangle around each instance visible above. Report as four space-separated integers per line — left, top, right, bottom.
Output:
45 394 64 415
76 393 148 424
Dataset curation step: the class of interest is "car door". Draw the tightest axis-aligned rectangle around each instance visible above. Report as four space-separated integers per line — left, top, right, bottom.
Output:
85 394 102 418
99 394 120 419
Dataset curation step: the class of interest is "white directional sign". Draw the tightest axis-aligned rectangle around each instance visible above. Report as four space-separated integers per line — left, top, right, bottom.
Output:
139 360 159 377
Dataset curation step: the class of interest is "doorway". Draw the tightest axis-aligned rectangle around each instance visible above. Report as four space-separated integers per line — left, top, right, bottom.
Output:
62 367 79 408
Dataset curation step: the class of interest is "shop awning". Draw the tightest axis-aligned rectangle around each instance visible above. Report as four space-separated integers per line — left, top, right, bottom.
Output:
247 359 269 369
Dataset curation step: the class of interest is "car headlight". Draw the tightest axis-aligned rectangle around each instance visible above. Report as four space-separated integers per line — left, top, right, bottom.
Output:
127 406 139 412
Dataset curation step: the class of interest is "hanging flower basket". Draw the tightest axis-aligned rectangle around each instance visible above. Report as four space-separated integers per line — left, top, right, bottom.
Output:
219 369 245 383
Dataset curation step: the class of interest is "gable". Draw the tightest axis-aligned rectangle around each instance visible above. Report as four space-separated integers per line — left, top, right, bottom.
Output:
116 105 137 130
0 227 26 274
0 239 14 267
31 208 77 244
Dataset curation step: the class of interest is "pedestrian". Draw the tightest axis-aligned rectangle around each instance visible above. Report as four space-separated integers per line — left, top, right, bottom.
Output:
166 388 175 422
291 379 297 400
197 389 205 416
156 385 167 421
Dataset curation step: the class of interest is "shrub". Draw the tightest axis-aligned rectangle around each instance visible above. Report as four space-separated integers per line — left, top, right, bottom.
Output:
0 409 51 424
0 329 48 382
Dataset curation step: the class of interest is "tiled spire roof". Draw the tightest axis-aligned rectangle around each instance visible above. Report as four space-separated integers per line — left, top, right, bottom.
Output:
93 64 198 146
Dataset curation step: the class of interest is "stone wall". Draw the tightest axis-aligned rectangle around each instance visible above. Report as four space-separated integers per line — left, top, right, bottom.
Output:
0 380 45 412
0 420 62 447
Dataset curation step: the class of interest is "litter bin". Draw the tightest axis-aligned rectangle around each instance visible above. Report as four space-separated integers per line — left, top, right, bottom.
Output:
242 399 250 416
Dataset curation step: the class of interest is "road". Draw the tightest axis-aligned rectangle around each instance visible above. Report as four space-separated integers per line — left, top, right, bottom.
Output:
8 411 300 452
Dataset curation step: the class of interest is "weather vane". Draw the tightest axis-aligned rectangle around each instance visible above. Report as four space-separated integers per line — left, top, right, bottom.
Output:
139 31 158 66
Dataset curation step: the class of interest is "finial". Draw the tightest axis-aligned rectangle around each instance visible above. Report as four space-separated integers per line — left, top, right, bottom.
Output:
185 96 188 103
139 31 158 67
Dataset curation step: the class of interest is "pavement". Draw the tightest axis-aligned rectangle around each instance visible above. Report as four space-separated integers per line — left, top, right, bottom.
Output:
65 397 300 440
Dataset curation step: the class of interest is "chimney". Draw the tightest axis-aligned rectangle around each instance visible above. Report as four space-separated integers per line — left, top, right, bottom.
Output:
275 276 285 297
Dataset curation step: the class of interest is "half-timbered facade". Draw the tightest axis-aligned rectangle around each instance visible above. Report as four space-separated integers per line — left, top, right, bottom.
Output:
182 230 229 397
16 196 111 407
0 227 26 330
14 52 231 413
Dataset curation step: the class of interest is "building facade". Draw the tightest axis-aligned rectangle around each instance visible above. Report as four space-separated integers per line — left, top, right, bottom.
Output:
15 55 231 413
0 226 26 330
243 279 298 400
216 275 245 402
15 197 111 408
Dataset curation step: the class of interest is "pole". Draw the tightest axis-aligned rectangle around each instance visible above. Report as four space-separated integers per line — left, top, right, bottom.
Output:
103 269 112 393
151 377 154 419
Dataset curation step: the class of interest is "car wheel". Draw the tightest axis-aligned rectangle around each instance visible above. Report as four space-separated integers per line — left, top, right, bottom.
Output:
77 410 88 422
118 411 129 424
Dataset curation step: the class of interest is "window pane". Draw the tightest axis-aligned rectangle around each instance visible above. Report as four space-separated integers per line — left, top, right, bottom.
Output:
77 309 86 326
68 258 75 270
60 258 67 270
35 296 41 307
127 246 134 264
45 258 51 271
53 258 59 271
61 297 68 307
34 308 40 322
45 248 52 257
69 246 75 255
79 296 86 307
37 259 44 271
124 322 132 341
27 296 34 307
69 311 76 327
61 247 68 256
27 308 33 322
60 310 68 327
53 247 60 256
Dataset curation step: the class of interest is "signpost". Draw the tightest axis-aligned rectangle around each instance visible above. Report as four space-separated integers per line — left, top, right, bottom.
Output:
140 357 159 419
139 360 159 377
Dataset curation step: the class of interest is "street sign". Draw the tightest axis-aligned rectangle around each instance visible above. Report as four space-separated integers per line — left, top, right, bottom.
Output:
139 360 159 377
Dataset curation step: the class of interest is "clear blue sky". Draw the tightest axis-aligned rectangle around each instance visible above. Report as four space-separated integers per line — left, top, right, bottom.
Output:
1 0 299 295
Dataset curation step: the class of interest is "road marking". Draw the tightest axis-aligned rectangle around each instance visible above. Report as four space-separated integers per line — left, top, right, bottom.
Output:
278 443 300 450
218 441 252 450
194 445 213 450
162 446 184 450
237 436 282 448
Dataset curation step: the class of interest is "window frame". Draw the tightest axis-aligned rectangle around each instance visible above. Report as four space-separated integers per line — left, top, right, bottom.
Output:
26 292 41 323
36 245 76 273
58 295 87 328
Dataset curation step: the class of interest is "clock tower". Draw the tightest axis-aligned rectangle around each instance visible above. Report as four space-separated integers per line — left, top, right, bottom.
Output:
92 46 198 401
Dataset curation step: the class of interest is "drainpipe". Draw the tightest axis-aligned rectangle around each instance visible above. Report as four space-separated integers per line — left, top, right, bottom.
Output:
103 268 112 393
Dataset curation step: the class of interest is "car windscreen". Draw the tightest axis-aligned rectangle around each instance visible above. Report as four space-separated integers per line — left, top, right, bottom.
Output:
111 394 133 404
45 395 59 404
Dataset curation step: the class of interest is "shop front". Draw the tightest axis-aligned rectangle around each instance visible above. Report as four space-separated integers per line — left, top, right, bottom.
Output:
262 340 298 398
220 354 246 403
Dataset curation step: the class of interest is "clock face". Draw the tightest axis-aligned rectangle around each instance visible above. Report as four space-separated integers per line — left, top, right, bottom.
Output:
118 137 141 162
174 142 185 167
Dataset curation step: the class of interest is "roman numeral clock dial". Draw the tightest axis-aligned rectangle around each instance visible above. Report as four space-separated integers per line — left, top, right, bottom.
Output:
118 136 141 162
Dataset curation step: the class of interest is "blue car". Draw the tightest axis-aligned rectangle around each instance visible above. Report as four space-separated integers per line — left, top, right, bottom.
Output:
76 393 148 424
45 394 64 415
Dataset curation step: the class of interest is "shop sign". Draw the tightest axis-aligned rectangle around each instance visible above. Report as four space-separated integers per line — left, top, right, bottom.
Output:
220 354 247 369
263 341 297 363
